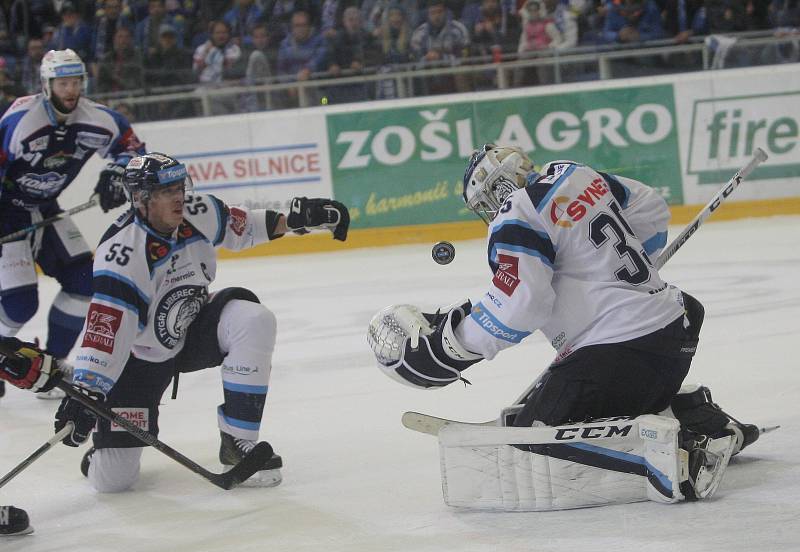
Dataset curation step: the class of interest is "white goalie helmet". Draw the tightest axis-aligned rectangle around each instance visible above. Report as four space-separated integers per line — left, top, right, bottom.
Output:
462 144 535 224
40 49 87 110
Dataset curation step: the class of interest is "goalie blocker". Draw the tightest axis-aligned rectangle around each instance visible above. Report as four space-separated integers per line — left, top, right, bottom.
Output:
436 413 736 511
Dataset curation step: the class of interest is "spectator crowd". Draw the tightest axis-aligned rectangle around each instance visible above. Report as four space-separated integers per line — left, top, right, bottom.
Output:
1 0 797 118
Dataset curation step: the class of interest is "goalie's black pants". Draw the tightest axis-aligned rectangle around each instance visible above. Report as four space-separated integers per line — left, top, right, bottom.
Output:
513 292 704 427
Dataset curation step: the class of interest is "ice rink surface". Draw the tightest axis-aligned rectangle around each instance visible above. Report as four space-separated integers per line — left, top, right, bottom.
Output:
1 215 799 552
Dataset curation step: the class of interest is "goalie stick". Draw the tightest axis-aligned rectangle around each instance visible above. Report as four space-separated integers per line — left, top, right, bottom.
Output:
655 148 768 269
55 380 270 490
0 423 74 490
405 149 773 436
402 410 780 438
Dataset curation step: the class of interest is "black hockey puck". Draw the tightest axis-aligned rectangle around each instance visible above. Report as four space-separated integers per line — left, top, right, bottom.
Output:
432 241 456 265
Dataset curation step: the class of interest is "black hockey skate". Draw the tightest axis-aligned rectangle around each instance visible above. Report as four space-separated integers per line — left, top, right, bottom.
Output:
679 429 736 501
219 432 282 487
671 385 760 456
0 506 33 536
0 380 5 398
81 447 95 477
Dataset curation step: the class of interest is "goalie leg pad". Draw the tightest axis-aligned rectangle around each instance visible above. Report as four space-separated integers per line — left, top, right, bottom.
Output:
438 415 686 511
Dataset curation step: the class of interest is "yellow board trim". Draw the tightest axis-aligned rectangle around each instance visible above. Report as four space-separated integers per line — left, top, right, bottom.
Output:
218 196 800 259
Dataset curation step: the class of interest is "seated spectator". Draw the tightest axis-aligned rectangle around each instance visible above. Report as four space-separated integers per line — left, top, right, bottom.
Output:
264 0 322 46
149 23 194 87
136 0 186 60
375 3 413 98
600 0 666 44
147 23 195 119
242 23 274 111
97 26 145 93
758 0 799 63
224 0 264 45
705 0 748 33
662 0 707 43
363 0 422 35
92 0 133 65
50 1 93 61
276 10 327 105
470 0 520 57
516 0 577 84
410 0 471 94
518 0 560 53
193 20 243 114
17 38 46 96
325 6 379 103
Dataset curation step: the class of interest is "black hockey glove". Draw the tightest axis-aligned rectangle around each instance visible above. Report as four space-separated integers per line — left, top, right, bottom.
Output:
54 386 103 447
94 163 127 212
286 197 350 241
0 336 61 393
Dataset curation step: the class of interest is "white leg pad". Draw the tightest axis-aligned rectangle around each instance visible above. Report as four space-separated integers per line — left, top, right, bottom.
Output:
438 415 685 511
88 447 143 493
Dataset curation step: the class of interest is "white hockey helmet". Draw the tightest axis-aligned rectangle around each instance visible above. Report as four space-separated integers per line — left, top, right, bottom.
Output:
462 144 535 224
40 49 87 112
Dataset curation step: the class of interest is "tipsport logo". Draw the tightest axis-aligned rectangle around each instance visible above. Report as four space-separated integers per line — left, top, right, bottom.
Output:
687 92 800 184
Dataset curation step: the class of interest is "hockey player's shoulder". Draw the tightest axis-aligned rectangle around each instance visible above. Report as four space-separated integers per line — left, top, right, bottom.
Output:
523 160 585 212
0 95 40 124
95 211 143 271
183 192 228 244
98 210 137 248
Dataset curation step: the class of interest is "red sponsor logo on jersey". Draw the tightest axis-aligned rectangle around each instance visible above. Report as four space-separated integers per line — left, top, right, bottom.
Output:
81 303 123 354
148 239 170 261
228 207 247 236
493 254 520 296
549 178 609 228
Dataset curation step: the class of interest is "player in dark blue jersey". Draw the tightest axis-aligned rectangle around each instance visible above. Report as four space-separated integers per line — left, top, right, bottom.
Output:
0 49 145 400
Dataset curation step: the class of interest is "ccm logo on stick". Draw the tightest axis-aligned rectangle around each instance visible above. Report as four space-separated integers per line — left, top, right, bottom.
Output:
553 424 633 440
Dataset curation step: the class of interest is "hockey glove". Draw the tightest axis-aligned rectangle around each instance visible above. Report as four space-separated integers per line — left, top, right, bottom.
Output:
368 300 483 389
55 386 103 447
94 163 127 212
0 337 61 393
286 197 350 241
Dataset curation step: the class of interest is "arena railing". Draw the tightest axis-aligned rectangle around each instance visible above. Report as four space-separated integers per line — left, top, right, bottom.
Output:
88 30 797 120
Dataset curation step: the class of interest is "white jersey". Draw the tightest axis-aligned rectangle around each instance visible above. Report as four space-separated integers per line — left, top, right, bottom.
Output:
72 194 273 394
456 161 684 361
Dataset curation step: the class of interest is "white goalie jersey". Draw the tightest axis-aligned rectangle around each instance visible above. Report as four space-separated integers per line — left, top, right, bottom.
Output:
72 194 273 394
456 161 685 361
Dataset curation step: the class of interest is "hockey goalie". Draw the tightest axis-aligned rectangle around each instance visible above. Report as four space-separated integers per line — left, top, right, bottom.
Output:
367 145 769 511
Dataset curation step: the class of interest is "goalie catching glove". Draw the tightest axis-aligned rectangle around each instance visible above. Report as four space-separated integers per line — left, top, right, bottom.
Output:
0 337 61 393
286 197 350 241
367 300 483 389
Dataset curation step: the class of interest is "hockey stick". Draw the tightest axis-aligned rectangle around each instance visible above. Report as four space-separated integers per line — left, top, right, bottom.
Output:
655 148 768 270
0 194 99 245
0 423 74 489
54 380 271 490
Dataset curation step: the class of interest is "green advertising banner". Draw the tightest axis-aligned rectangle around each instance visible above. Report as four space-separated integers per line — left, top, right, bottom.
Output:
327 84 682 229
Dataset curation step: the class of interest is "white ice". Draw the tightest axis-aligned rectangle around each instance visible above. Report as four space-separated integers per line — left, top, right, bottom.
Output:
1 215 799 552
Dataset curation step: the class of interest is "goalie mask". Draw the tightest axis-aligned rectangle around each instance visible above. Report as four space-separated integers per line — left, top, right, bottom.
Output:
122 152 194 208
462 144 535 224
